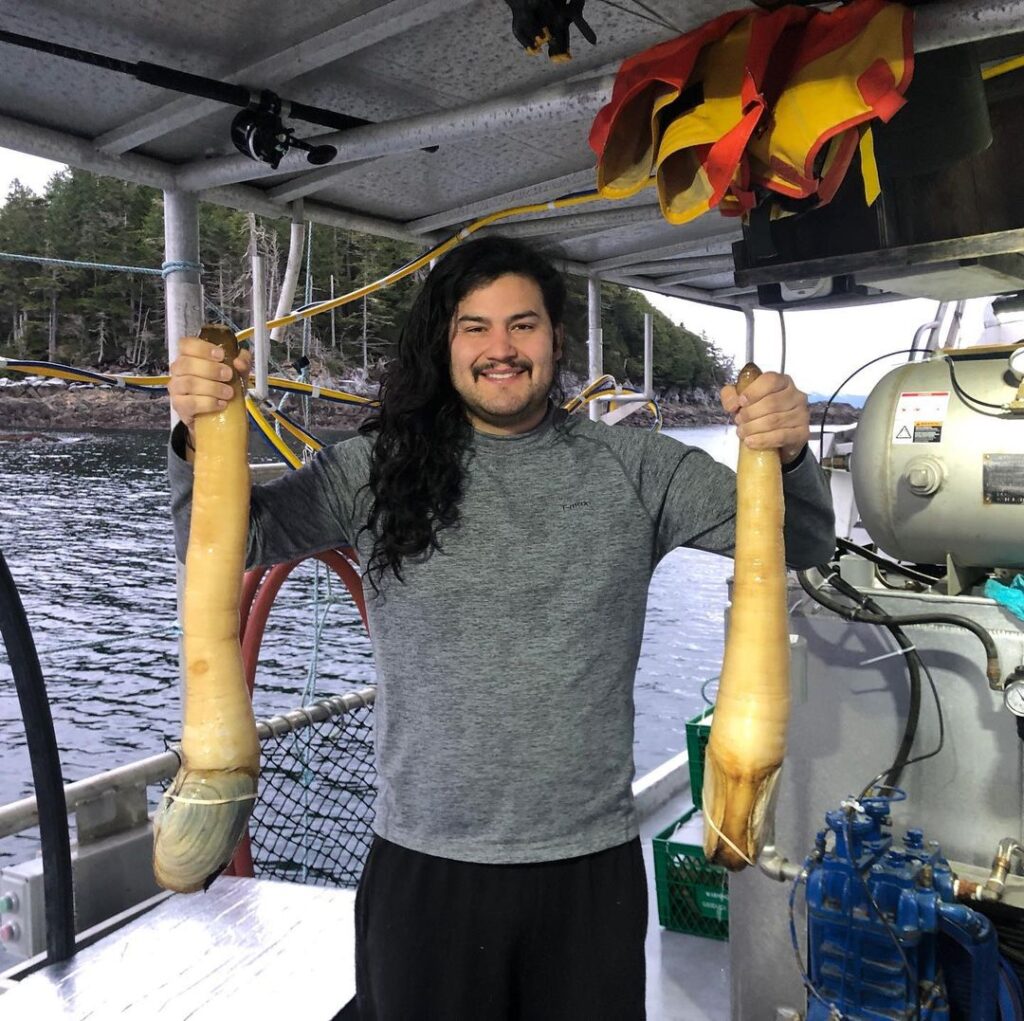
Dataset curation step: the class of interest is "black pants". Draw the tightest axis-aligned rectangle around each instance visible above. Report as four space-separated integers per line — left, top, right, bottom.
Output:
352 835 648 1021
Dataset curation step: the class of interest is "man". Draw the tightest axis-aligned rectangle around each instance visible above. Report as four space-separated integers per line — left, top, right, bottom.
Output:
168 236 834 1020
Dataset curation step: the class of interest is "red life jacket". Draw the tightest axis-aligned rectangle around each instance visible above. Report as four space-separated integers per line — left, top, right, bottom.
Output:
589 0 914 224
747 0 913 205
588 8 748 200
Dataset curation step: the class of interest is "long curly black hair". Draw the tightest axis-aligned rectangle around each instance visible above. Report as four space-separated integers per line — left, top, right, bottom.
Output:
359 235 567 587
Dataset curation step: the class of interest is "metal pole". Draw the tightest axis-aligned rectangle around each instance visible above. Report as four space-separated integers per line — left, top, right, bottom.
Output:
643 312 654 398
162 189 202 707
587 276 603 421
162 190 202 404
251 251 269 400
744 307 756 366
330 273 337 351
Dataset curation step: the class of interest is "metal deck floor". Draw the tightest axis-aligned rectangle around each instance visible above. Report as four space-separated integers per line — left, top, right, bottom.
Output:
641 796 731 1021
0 801 728 1021
0 877 356 1019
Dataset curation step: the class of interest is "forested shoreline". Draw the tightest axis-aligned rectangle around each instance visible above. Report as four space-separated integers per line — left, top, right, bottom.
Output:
0 169 733 398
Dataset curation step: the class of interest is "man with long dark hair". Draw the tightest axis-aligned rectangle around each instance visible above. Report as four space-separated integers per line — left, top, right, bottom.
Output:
168 235 834 1020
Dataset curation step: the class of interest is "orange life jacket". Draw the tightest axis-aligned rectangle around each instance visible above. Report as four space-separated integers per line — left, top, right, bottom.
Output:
746 0 913 205
653 5 812 225
589 0 914 224
588 9 748 200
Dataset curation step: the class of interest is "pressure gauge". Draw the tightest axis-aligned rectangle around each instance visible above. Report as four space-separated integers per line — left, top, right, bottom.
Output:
1003 677 1024 717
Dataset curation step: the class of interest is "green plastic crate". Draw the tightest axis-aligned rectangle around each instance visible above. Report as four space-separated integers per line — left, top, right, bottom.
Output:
685 704 714 809
652 805 729 941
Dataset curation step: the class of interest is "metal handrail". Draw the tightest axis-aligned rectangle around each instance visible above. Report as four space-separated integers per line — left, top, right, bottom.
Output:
0 687 376 841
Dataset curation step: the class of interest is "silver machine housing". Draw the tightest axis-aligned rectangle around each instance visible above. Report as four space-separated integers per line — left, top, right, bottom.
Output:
852 349 1024 570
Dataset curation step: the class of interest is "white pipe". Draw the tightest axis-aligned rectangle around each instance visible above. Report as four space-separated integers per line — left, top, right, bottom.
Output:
588 277 603 422
251 252 269 400
644 312 654 398
174 74 615 191
271 205 307 346
628 255 736 277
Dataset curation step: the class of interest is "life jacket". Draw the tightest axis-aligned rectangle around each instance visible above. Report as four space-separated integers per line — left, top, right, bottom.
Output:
588 8 747 200
653 5 812 225
746 0 913 207
589 0 914 224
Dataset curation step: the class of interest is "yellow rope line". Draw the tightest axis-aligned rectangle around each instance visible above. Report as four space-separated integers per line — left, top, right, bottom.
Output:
234 190 607 342
983 54 1024 80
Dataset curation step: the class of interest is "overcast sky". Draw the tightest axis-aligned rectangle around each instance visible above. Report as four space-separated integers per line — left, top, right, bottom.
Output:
0 146 999 397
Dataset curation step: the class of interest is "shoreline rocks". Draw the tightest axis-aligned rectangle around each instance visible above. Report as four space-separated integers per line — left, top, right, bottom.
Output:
0 381 858 435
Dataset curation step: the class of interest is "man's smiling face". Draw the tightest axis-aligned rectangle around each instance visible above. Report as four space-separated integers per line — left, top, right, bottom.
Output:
449 273 563 436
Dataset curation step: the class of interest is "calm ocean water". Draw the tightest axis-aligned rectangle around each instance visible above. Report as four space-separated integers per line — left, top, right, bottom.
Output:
0 423 738 866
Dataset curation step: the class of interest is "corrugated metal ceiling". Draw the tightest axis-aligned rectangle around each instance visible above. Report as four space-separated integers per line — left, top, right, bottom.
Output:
0 0 1020 307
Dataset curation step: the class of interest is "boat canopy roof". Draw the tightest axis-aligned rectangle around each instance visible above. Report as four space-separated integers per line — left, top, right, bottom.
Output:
1 0 1023 309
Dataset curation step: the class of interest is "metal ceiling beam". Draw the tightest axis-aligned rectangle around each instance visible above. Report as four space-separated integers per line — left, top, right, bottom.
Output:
0 113 175 191
588 234 740 273
174 73 615 192
661 265 736 286
617 255 735 277
478 203 663 240
204 184 425 244
267 158 379 203
407 168 599 234
94 0 473 155
0 112 426 245
915 0 1024 51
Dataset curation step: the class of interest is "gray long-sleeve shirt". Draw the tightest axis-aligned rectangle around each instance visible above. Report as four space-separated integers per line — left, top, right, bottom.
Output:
169 407 834 864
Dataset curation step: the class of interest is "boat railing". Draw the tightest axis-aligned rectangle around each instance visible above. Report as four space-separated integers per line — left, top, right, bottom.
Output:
0 686 377 963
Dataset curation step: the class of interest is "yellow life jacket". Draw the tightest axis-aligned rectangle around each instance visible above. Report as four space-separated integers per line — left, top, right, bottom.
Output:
746 0 913 205
589 0 914 225
589 9 748 199
653 5 812 225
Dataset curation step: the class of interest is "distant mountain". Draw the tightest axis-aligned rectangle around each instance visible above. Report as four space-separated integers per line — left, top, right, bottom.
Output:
806 392 867 408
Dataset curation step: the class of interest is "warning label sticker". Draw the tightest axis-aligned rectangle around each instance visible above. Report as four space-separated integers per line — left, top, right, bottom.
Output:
893 391 949 445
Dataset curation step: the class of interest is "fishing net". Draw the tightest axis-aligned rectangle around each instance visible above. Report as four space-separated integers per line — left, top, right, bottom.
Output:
249 693 377 888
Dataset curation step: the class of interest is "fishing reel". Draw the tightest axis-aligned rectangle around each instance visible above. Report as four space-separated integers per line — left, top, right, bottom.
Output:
230 91 338 169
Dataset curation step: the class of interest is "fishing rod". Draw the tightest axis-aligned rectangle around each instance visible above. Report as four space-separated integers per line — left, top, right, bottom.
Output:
0 28 438 169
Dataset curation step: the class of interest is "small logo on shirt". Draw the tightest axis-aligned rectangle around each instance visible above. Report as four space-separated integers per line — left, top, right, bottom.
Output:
561 500 590 512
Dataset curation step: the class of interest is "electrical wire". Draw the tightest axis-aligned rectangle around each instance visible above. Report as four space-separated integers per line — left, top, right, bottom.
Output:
596 0 681 32
798 565 1001 686
814 569 922 791
835 537 942 588
817 349 919 460
777 309 787 376
797 567 948 794
858 656 944 800
945 356 1009 415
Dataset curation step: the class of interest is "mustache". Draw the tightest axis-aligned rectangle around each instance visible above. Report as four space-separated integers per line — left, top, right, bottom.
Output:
472 358 532 380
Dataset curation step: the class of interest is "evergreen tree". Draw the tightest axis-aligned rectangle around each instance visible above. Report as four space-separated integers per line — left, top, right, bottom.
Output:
0 169 732 394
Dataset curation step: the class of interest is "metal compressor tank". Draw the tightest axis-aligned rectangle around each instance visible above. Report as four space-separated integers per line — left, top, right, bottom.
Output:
851 346 1024 569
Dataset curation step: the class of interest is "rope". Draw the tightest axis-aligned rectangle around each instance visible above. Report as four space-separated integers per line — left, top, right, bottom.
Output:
160 259 204 278
0 250 163 275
